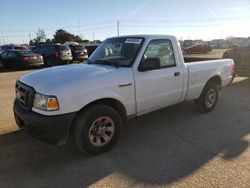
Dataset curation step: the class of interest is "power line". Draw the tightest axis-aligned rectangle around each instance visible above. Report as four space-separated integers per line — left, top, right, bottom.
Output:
1 25 116 38
121 23 222 28
120 16 250 23
0 21 116 33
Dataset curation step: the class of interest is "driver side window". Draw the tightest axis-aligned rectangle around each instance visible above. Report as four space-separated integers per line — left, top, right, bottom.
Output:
143 39 176 68
1 51 8 58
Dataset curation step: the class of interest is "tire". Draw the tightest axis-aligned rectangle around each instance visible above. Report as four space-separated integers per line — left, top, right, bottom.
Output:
0 61 4 69
45 58 53 67
74 104 122 154
195 82 219 113
223 50 230 58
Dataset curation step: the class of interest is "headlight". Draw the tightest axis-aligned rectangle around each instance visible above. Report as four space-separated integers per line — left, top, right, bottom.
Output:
33 93 59 111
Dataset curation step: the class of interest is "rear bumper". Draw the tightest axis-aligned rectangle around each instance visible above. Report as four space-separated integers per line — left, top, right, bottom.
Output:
13 100 76 145
23 62 44 67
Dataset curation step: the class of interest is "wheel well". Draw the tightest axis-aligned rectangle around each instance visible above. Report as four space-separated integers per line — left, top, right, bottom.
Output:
80 98 127 121
68 98 127 136
207 76 222 86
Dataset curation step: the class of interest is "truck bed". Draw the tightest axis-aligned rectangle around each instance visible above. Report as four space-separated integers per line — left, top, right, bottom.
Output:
184 57 221 63
184 59 234 101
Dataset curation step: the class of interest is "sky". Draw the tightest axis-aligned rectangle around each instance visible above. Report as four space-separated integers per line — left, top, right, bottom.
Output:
0 0 250 44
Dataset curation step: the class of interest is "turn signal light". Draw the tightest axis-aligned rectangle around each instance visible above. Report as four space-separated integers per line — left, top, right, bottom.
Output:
47 98 59 110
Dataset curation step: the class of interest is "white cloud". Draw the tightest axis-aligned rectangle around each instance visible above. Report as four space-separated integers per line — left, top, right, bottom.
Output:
208 8 219 19
128 1 150 16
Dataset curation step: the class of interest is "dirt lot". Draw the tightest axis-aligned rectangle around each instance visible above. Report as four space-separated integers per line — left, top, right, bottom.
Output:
0 69 31 134
0 65 250 187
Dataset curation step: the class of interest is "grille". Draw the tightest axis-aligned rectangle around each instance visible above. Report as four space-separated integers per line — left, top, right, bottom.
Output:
15 81 35 110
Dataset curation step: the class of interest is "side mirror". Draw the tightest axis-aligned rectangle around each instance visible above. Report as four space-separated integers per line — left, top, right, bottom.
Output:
138 58 161 72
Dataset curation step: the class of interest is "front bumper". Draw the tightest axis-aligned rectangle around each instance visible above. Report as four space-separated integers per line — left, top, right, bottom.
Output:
13 100 76 145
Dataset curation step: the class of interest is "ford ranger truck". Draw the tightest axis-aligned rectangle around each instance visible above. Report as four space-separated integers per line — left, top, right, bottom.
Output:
13 35 235 154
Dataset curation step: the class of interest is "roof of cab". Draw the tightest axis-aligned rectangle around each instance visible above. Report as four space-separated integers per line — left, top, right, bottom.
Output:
106 34 177 40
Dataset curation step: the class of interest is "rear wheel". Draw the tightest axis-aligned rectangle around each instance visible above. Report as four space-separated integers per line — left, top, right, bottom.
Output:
74 104 122 154
45 58 53 67
195 82 219 113
0 60 4 69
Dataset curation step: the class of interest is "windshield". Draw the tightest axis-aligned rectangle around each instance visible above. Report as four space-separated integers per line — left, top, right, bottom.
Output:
88 37 144 67
58 45 70 52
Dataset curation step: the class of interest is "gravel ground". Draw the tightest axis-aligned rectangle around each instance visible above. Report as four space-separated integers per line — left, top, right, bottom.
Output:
0 67 250 187
0 69 31 134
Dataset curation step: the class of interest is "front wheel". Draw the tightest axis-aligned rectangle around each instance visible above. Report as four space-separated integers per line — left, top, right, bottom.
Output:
74 105 122 154
195 82 219 113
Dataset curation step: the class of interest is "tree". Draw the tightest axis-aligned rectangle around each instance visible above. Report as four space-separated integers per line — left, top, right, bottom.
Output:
74 35 83 43
29 29 46 45
29 40 34 46
52 29 84 43
34 29 46 43
45 38 52 44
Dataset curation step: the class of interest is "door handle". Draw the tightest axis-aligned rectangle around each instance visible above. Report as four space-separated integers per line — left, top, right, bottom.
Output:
119 82 132 87
174 72 180 77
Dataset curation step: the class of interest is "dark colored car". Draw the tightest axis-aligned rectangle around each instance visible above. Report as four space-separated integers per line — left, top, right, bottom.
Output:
0 50 43 69
68 44 88 62
32 44 72 66
183 44 212 54
83 44 99 57
223 38 250 76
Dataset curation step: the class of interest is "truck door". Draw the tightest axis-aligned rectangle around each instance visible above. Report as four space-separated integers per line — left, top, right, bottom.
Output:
134 39 184 115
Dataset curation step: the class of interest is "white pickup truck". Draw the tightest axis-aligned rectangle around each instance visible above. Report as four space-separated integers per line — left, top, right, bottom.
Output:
14 35 235 154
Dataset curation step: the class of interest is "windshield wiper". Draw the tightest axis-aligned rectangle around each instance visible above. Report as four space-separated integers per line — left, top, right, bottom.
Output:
93 59 120 68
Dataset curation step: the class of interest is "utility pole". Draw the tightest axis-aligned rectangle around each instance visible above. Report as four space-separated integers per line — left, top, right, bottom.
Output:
92 32 95 41
117 20 120 36
2 36 5 44
78 19 80 36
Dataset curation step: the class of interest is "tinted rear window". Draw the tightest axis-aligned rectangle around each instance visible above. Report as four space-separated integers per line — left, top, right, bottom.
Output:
14 46 27 50
71 45 84 51
58 45 70 51
18 50 35 56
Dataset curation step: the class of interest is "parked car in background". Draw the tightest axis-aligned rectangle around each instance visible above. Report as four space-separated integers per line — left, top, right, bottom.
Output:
0 50 43 69
32 44 72 66
68 44 88 62
83 44 100 57
223 38 250 76
0 44 27 54
183 44 212 54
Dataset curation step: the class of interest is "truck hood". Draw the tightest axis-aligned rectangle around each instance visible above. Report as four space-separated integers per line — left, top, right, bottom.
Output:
19 64 118 94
